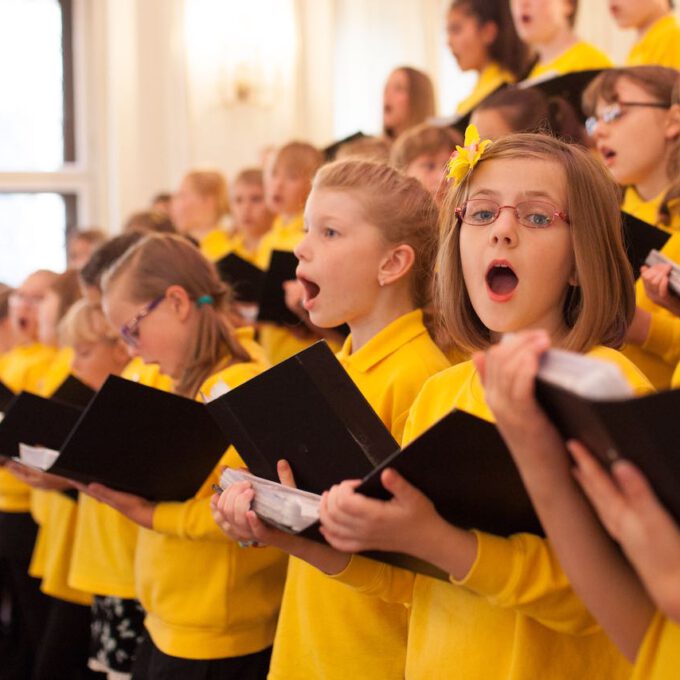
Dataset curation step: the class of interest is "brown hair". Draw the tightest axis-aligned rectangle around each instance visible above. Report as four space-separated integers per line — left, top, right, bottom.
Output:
273 142 325 181
436 133 634 354
0 283 13 320
123 210 177 234
449 0 532 78
336 136 392 164
390 124 461 171
68 228 106 247
313 160 439 308
583 66 680 226
102 234 249 398
234 168 265 187
80 232 146 290
60 299 120 347
182 170 230 219
383 67 436 139
49 270 83 321
476 86 587 144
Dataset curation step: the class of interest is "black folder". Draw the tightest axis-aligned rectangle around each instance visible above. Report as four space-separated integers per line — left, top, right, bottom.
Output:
38 375 230 501
0 392 84 460
256 250 301 326
51 374 96 409
621 211 671 277
0 381 14 412
536 379 680 526
518 69 604 122
215 253 265 303
207 341 398 494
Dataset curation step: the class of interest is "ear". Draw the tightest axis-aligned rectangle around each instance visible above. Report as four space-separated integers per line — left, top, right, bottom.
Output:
378 244 416 288
664 103 680 140
165 285 193 322
479 20 498 47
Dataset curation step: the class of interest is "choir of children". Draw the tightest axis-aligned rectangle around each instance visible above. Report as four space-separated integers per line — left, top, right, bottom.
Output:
1 5 680 679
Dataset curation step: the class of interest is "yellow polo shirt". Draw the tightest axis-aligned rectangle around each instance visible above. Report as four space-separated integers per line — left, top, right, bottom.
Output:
633 613 680 680
626 15 680 69
268 309 449 680
527 40 612 79
333 348 650 679
456 62 516 114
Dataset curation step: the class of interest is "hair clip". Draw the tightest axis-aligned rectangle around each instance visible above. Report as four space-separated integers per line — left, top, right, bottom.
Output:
196 295 214 307
447 124 492 185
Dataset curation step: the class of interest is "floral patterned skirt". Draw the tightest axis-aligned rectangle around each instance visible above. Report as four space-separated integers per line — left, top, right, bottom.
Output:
89 595 146 677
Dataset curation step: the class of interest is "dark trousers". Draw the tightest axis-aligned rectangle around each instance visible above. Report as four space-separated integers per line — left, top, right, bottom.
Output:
32 597 105 680
0 511 50 680
131 634 272 680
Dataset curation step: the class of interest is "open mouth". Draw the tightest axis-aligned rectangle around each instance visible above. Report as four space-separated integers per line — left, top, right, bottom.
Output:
599 146 617 164
486 261 518 299
298 275 320 308
520 13 531 25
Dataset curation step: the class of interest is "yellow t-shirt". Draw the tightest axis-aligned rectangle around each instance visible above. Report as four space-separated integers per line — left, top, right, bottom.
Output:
0 342 59 512
24 346 73 396
255 213 316 365
633 612 680 680
621 187 680 389
68 358 175 599
198 228 235 262
527 40 613 79
136 362 288 660
333 348 650 680
268 310 449 680
626 15 680 69
456 62 516 114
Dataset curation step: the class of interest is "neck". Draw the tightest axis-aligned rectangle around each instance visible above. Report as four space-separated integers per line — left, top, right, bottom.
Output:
637 8 668 37
347 290 415 353
476 57 492 75
535 26 577 65
635 166 671 203
190 223 218 240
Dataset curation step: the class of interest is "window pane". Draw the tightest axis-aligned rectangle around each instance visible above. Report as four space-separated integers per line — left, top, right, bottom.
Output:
0 193 68 286
0 0 71 170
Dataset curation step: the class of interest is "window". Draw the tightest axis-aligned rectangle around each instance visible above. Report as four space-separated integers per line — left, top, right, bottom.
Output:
0 0 85 286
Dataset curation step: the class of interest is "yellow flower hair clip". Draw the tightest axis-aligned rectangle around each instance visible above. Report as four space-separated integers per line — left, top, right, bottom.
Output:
447 124 492 185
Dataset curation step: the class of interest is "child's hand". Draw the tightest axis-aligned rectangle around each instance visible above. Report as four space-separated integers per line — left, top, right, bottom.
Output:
283 280 306 320
640 263 680 317
211 480 260 545
5 461 74 491
78 482 155 529
320 469 437 553
570 441 680 622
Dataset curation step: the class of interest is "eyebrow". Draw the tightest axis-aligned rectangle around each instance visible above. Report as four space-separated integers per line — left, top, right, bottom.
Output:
469 188 562 204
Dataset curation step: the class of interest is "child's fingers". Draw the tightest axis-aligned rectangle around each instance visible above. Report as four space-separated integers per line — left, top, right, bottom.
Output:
380 468 420 503
319 526 364 553
277 459 298 488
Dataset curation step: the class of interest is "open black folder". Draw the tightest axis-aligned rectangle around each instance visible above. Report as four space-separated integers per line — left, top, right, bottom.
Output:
0 380 15 412
215 253 265 303
256 250 301 326
22 376 233 502
213 341 542 579
535 379 680 528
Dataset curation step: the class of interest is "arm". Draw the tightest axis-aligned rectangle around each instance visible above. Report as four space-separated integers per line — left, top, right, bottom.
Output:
640 264 680 318
477 330 655 660
571 443 680 624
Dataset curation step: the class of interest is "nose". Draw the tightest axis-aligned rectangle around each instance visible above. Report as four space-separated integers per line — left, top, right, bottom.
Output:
294 231 311 261
488 208 519 247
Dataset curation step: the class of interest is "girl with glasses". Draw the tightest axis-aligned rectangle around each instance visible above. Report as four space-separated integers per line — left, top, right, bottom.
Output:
316 133 652 679
82 234 287 680
583 66 680 389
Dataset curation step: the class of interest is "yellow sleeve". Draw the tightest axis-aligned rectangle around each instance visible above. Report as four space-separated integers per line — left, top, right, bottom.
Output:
330 554 415 607
642 310 680 367
455 531 600 635
152 495 226 543
632 612 680 680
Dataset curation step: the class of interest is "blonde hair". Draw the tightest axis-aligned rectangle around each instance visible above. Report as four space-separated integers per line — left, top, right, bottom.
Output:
383 67 436 139
234 168 265 187
273 142 325 181
60 299 120 347
437 133 634 354
313 160 439 308
102 234 249 398
49 270 83 321
182 169 230 219
390 124 461 171
583 66 680 226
